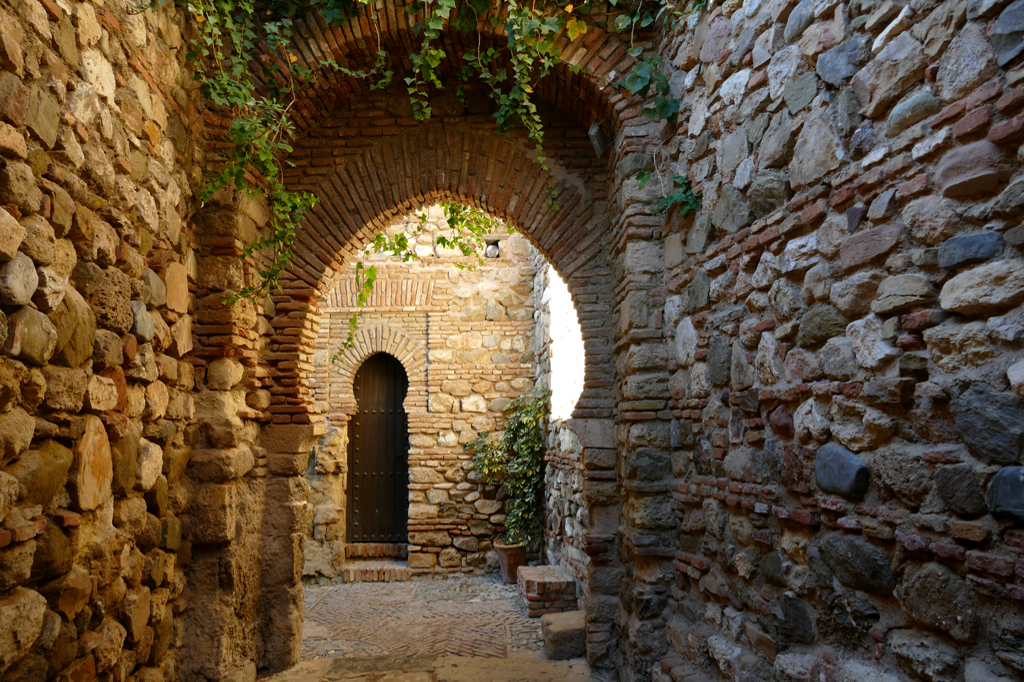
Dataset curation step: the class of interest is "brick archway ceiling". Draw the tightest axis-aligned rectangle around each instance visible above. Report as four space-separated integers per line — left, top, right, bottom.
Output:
276 123 615 420
261 1 639 135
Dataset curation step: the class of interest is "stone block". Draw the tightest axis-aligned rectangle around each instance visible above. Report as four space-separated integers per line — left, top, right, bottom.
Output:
840 224 901 270
0 407 34 466
6 439 73 508
851 33 926 118
871 274 936 314
938 232 1005 270
0 252 38 306
993 0 1024 66
541 610 586 660
48 287 96 368
935 140 1013 198
206 358 243 390
815 442 869 498
0 162 42 215
71 415 112 511
163 262 188 313
940 258 1024 314
819 533 895 594
952 382 1024 465
0 587 46 675
988 466 1024 523
0 209 24 261
895 562 980 642
190 484 237 545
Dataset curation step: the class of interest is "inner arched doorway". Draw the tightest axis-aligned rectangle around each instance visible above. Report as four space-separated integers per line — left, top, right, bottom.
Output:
347 353 410 544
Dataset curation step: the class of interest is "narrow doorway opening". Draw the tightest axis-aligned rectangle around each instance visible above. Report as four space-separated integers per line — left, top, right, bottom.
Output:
347 353 410 544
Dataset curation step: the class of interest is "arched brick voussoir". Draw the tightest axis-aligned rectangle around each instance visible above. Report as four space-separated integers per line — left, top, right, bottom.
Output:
259 0 639 134
329 324 428 417
274 123 616 421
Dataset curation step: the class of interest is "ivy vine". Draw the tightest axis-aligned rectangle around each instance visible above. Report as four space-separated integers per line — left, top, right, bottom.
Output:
164 0 707 309
465 386 552 546
338 201 502 358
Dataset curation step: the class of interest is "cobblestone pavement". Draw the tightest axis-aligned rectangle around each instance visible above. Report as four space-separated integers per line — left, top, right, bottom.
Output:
301 573 545 660
263 655 596 682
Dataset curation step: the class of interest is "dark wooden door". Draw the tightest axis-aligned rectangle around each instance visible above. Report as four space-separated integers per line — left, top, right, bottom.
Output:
347 353 409 543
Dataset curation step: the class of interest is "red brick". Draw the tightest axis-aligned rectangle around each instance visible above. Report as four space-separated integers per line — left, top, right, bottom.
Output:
901 309 948 331
800 200 826 225
966 551 1014 578
789 509 817 526
965 79 1003 109
989 114 1024 143
932 100 966 127
929 542 966 561
951 106 991 138
830 186 855 207
997 86 1024 115
854 167 883 189
747 71 768 90
948 521 989 542
38 0 62 19
836 516 862 531
817 497 846 512
896 172 929 199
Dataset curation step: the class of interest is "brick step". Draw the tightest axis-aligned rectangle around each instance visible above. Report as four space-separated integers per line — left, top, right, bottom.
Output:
345 543 409 559
341 559 411 583
517 565 578 618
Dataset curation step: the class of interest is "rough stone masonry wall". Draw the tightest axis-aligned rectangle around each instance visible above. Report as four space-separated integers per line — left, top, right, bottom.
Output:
302 206 540 577
0 2 202 682
627 0 1024 680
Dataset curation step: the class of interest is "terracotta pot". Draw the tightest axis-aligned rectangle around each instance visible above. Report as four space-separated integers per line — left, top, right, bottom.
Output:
494 542 527 583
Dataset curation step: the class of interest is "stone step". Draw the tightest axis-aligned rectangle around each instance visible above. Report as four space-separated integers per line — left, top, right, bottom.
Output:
345 542 409 559
341 559 411 583
541 610 586 660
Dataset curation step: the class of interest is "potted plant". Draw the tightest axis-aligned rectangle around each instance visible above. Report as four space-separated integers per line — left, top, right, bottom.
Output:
465 386 551 583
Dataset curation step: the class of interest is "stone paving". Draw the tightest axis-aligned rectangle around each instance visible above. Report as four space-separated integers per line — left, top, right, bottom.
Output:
301 573 545 660
263 655 596 682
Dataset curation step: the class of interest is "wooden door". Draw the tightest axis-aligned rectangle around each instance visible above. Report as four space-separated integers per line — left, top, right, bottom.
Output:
347 353 409 543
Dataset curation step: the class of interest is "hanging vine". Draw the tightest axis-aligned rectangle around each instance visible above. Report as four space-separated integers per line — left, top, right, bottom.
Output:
161 0 707 309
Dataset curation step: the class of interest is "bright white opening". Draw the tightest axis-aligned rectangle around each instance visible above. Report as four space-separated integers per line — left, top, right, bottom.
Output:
545 264 585 421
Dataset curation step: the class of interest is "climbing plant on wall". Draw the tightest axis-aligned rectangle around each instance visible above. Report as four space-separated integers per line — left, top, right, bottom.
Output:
465 386 552 546
165 0 706 304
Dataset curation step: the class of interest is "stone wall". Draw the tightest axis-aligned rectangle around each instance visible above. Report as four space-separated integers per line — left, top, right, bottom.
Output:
5 1 1024 681
639 1 1024 681
0 2 202 682
303 206 540 577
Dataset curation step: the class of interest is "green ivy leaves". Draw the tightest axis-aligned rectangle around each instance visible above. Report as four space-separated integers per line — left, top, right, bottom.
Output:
654 175 701 217
465 387 551 546
620 55 679 122
181 0 706 315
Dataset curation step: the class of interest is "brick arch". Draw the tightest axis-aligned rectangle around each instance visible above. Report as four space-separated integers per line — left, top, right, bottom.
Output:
273 122 615 424
264 0 640 135
329 324 428 416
